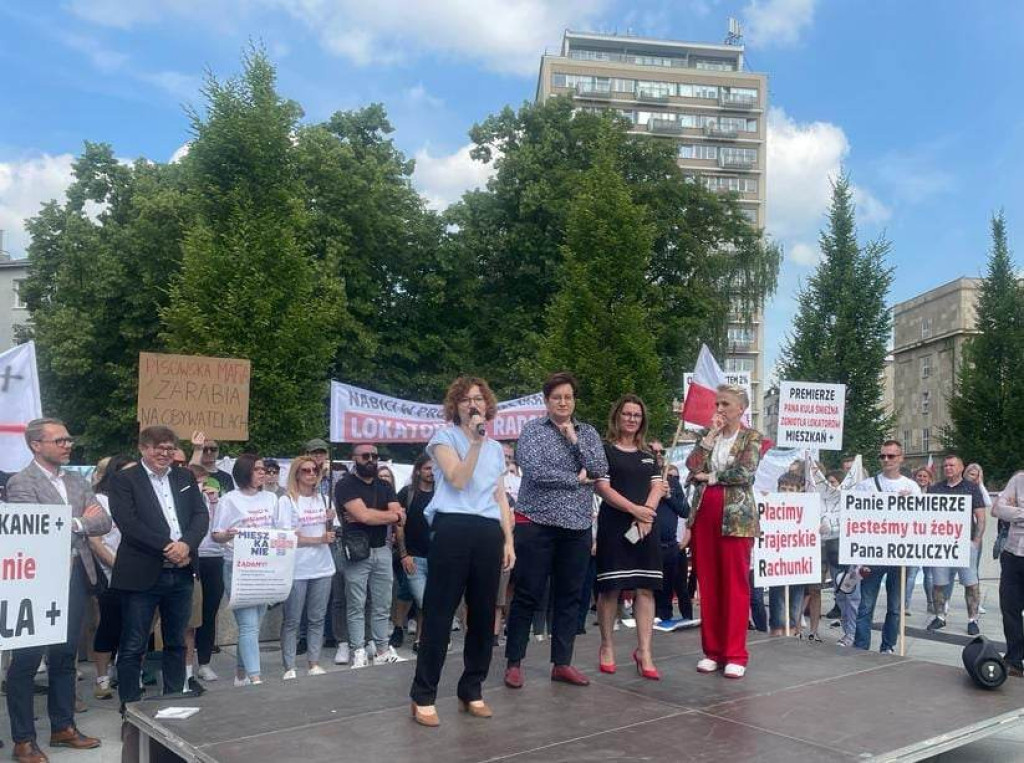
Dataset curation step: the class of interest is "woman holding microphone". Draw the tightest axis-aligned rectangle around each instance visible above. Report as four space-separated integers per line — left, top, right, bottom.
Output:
685 384 762 679
409 376 515 727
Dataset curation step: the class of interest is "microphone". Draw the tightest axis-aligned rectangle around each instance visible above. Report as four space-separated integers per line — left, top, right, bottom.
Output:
469 407 486 437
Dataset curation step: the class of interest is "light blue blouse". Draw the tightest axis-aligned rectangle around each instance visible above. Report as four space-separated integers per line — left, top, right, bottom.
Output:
424 425 504 524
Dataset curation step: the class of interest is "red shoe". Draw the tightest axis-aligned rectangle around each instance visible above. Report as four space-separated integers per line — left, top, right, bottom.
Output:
551 664 590 686
599 648 616 674
632 649 660 681
504 664 524 689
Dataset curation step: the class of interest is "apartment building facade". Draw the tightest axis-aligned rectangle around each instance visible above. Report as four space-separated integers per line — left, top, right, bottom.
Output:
536 31 768 427
890 277 981 467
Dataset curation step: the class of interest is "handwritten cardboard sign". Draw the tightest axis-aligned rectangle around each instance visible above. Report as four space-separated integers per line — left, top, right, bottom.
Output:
137 352 251 441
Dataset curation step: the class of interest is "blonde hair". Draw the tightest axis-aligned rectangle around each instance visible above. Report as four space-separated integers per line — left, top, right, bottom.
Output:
605 394 650 452
716 383 749 410
286 455 319 502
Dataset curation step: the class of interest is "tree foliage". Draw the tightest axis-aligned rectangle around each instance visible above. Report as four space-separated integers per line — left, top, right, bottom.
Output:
779 174 894 467
943 212 1024 481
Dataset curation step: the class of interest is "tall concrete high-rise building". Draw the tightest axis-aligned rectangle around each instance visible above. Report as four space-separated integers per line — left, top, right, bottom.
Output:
536 30 768 427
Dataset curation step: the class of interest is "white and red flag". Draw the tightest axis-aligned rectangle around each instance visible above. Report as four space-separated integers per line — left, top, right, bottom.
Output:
0 341 42 472
681 344 727 429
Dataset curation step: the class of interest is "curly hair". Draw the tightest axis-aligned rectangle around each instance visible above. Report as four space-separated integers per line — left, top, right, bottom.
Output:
442 376 498 425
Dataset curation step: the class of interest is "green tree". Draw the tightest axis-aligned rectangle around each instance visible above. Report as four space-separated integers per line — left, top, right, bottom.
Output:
943 212 1024 481
453 97 779 400
20 144 191 459
537 151 668 432
779 174 894 467
162 48 349 454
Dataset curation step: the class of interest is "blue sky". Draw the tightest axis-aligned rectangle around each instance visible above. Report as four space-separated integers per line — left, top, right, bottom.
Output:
2 0 1023 377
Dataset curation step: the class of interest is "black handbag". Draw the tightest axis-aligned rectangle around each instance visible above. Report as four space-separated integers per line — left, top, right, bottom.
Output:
340 480 376 563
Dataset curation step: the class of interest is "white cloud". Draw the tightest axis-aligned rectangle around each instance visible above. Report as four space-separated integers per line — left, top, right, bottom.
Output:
405 84 444 109
0 154 77 258
135 70 202 100
169 143 191 163
65 0 213 29
412 144 494 211
743 0 817 48
767 107 889 264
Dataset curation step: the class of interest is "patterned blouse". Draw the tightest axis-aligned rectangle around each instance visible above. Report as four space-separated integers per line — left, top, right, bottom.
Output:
514 416 609 530
685 426 762 538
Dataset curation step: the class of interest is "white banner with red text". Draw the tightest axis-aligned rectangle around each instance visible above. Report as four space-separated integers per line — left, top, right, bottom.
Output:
329 381 546 444
0 504 71 650
753 492 822 587
229 529 297 609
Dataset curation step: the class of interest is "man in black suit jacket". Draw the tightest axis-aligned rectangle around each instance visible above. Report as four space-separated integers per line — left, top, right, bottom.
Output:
110 425 209 705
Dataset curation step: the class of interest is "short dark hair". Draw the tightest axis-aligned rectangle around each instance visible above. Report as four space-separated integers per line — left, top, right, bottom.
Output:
943 453 962 463
543 371 578 399
881 439 903 452
777 472 804 491
232 453 262 490
826 469 845 484
139 426 177 448
96 454 136 495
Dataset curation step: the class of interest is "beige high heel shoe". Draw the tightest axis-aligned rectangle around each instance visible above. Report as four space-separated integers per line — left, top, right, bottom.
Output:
458 699 493 718
411 702 440 727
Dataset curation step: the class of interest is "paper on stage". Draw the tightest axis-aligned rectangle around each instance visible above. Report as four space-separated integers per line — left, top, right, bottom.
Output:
154 707 201 720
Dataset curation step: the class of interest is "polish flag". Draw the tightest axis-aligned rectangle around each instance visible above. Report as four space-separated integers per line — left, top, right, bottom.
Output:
0 341 41 472
681 344 726 428
926 453 934 475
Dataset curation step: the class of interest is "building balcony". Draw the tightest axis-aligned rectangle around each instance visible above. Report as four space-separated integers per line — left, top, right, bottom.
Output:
704 124 739 139
648 119 685 135
637 91 670 104
574 85 612 100
720 93 757 109
719 155 756 170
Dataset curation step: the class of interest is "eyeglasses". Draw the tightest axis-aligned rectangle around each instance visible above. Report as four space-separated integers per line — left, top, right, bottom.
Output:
151 445 177 454
549 395 574 404
264 468 280 474
878 453 900 460
459 396 486 405
39 437 75 447
356 453 379 462
621 412 643 420
202 446 219 453
297 467 318 475
651 449 664 455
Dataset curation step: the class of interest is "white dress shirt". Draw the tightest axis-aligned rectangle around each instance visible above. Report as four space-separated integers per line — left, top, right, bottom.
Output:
142 461 183 541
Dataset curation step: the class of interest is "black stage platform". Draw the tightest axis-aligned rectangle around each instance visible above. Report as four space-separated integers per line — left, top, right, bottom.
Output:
125 630 1024 762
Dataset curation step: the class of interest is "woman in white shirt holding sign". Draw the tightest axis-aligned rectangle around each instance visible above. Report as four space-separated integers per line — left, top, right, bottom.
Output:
277 455 337 680
211 455 277 686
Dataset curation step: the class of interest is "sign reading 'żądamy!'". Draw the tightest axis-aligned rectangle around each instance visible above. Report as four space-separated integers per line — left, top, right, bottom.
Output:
776 381 846 450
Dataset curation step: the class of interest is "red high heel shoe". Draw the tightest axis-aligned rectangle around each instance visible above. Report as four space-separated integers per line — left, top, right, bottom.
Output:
599 648 616 674
633 649 660 680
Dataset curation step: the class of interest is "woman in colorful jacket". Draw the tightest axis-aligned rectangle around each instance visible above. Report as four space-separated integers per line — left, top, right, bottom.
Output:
685 384 761 679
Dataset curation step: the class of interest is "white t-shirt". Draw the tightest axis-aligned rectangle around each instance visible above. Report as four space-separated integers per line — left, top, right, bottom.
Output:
276 493 335 580
855 473 922 495
94 494 121 580
212 490 277 561
198 491 224 559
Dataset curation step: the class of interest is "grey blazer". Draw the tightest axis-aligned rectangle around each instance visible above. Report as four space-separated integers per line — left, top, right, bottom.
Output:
6 461 112 584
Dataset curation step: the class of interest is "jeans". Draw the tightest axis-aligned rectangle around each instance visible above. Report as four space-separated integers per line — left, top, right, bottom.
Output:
6 559 88 742
854 565 899 651
749 573 767 632
904 566 919 609
1000 551 1024 670
505 522 591 667
117 567 194 703
196 556 224 666
223 563 267 677
836 579 861 639
768 585 805 631
281 576 332 669
344 545 394 651
406 556 428 609
410 514 504 706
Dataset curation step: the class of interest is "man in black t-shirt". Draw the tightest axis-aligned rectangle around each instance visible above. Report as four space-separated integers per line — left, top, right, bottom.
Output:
926 454 987 635
335 443 406 668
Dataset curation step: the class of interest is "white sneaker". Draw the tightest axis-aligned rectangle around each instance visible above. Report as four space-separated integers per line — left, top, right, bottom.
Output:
334 644 350 665
350 648 370 669
978 604 987 615
376 646 406 665
367 640 376 658
534 634 546 642
250 676 263 685
233 676 252 687
307 665 327 676
197 665 219 682
723 663 746 679
406 620 417 635
696 658 719 673
621 618 637 629
283 669 297 681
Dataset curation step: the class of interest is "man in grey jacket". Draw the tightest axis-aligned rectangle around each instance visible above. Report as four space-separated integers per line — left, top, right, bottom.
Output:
5 418 110 763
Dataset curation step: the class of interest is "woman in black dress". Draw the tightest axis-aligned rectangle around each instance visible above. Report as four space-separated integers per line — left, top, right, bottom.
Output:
594 394 666 679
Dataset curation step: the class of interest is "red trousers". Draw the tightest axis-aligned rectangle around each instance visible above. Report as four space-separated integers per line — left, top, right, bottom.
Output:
692 485 754 666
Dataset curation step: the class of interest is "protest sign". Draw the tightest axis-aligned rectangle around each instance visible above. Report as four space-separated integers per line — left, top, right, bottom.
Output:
838 491 971 566
776 381 846 450
0 342 42 473
329 381 547 443
137 352 251 441
0 504 71 650
229 529 297 609
753 492 821 587
682 371 751 430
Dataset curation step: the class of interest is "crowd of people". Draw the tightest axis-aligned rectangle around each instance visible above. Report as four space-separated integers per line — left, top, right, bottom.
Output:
3 373 1023 758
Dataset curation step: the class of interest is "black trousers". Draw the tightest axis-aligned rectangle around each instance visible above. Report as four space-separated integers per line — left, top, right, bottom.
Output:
196 556 225 666
654 545 693 621
410 513 504 706
93 585 122 654
505 521 591 667
6 559 88 743
1000 551 1024 669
